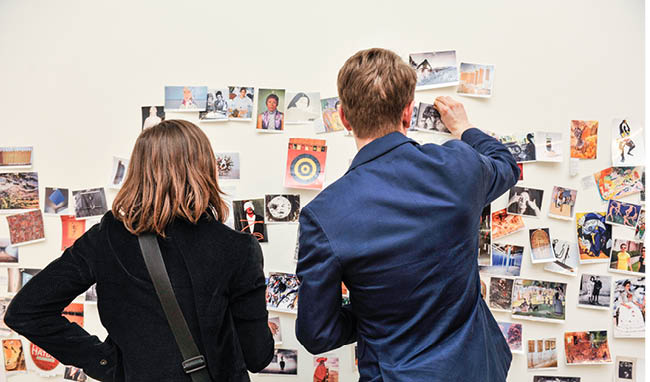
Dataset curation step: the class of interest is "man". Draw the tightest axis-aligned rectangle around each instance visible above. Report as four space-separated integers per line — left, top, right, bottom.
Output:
616 242 632 271
236 201 267 242
296 48 518 381
591 276 603 305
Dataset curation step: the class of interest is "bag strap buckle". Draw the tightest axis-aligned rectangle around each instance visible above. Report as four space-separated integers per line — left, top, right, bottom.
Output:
182 355 207 374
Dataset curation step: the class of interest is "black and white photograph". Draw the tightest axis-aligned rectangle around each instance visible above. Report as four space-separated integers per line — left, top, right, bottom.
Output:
415 102 450 133
84 284 97 303
232 199 267 242
615 356 637 382
507 186 544 218
533 377 580 382
199 88 229 121
285 91 321 124
72 188 108 219
108 157 128 189
578 273 611 310
544 239 579 276
409 51 459 90
141 105 165 129
215 152 240 180
260 348 297 375
43 187 69 215
500 133 537 163
264 194 300 223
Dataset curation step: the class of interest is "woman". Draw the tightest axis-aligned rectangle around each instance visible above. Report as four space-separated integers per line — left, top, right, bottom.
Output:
615 280 645 335
4 120 274 381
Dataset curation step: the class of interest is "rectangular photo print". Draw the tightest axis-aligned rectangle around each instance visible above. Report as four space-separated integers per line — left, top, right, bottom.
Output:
507 186 543 218
313 354 339 382
593 166 644 201
477 205 491 266
232 199 267 243
499 133 536 163
408 50 459 90
527 338 558 370
108 157 128 189
0 172 39 213
489 277 514 312
267 316 282 345
215 152 240 180
615 356 638 382
264 194 299 223
609 239 644 276
260 349 297 375
164 86 207 112
8 268 41 294
480 243 523 277
533 377 580 382
578 273 611 310
491 208 525 240
266 272 299 313
0 239 18 264
529 228 555 264
612 118 645 167
141 106 165 129
199 88 229 122
7 210 45 246
3 338 27 372
535 132 563 162
319 97 345 133
544 240 579 276
227 86 254 120
85 284 97 303
612 277 645 338
284 138 327 190
61 215 85 250
457 62 494 97
0 147 32 169
256 89 285 132
570 120 598 159
548 186 577 220
634 208 645 241
72 188 108 220
43 187 69 215
564 331 612 365
415 102 449 133
497 321 523 354
512 279 567 323
285 91 321 124
576 212 612 263
606 200 642 229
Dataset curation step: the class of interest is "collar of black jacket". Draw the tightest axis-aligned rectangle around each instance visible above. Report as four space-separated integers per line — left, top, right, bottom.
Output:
346 131 417 175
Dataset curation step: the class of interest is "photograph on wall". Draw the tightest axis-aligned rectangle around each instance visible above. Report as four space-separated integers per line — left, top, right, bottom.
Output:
612 277 645 338
488 277 514 312
260 348 297 375
533 377 580 382
457 62 494 97
517 163 524 181
606 200 642 229
548 186 577 220
480 243 522 277
564 331 612 365
408 51 459 90
141 105 165 129
609 239 644 276
72 188 108 220
511 279 566 323
0 239 18 264
319 97 345 133
84 284 97 303
266 272 299 313
544 240 579 276
477 205 491 266
43 187 69 215
313 354 339 382
227 86 254 120
534 132 563 162
576 212 612 263
232 199 267 243
284 138 327 190
285 91 322 124
528 228 555 263
61 215 85 250
342 282 350 305
409 104 418 131
199 88 229 122
570 120 598 159
0 298 11 336
7 210 45 246
578 274 611 310
164 86 207 112
264 194 300 223
215 152 240 180
612 118 644 167
615 356 638 382
28 343 60 373
2 338 26 372
62 303 83 327
593 166 644 201
634 208 645 241
267 316 282 345
499 133 536 163
507 186 543 218
0 172 39 212
497 321 523 354
526 338 558 370
108 156 128 189
8 268 41 294
491 208 525 240
63 366 87 381
0 147 32 169
415 102 449 133
256 89 285 132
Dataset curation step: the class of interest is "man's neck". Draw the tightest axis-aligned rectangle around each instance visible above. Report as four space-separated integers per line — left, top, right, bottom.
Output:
353 126 408 151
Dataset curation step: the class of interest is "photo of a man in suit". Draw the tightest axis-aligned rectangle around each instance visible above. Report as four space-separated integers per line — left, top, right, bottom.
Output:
233 200 267 242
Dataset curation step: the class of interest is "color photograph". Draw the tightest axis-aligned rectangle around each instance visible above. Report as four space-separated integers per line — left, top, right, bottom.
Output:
489 277 514 312
480 243 522 277
61 215 85 250
2 338 26 372
478 205 491 266
285 91 321 124
634 208 645 241
497 321 523 354
0 147 32 169
533 377 580 382
612 118 644 167
164 86 207 111
63 366 87 381
227 86 254 120
512 279 566 322
491 208 525 240
141 105 164 129
72 188 108 220
457 62 494 97
544 240 579 276
415 102 449 133
499 133 536 163
266 272 299 313
260 349 297 375
609 239 644 276
564 330 612 365
264 194 300 223
578 274 611 310
43 187 69 215
232 199 267 243
319 97 345 133
409 50 459 90
0 172 39 212
267 316 282 345
534 132 563 162
199 88 229 122
606 200 642 228
256 89 285 132
108 157 128 189
576 212 612 263
529 228 555 263
548 186 577 220
7 209 45 246
570 120 598 159
507 186 543 218
527 338 558 370
593 166 644 200
612 277 645 338
215 152 240 180
284 138 327 190
0 298 11 336
313 354 339 382
0 239 18 264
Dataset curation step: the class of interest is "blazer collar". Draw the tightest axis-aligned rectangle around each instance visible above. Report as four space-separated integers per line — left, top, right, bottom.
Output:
346 131 416 174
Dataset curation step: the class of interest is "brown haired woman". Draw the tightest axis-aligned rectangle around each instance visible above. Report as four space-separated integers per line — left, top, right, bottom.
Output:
4 120 274 381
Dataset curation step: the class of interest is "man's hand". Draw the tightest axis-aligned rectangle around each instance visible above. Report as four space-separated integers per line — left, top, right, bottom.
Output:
434 96 474 139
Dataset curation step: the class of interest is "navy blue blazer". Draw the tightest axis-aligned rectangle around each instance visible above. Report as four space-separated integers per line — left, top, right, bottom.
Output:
296 129 519 382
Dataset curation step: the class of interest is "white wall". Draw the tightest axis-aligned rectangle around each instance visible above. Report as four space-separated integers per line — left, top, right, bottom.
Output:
0 0 644 381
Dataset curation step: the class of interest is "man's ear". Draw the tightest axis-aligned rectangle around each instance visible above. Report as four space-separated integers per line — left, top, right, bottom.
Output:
401 100 415 133
339 105 352 133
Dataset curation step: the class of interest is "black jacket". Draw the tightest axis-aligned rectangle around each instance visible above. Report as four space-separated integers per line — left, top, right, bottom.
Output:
4 211 274 381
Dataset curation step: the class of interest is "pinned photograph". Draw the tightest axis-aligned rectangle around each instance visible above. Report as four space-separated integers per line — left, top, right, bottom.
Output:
570 120 598 159
199 88 229 122
7 210 45 246
497 321 523 354
409 104 418 131
43 187 69 215
533 377 580 382
141 106 164 129
517 163 524 181
634 208 645 241
0 172 39 212
457 63 494 97
576 212 612 263
480 243 523 277
265 194 299 223
499 133 536 163
260 349 297 375
285 92 321 124
61 215 85 250
267 316 282 345
232 199 267 243
615 356 638 382
477 205 491 266
415 102 449 133
313 354 339 382
2 338 26 372
534 132 563 162
28 343 60 372
0 239 18 264
256 89 285 132
72 188 108 219
491 208 525 240
511 279 567 323
544 240 579 276
526 338 558 370
266 272 299 313
284 138 327 190
63 366 87 381
62 303 84 327
612 277 645 338
8 268 40 294
342 282 350 305
227 86 254 120
319 97 345 133
578 274 611 310
0 298 11 336
529 228 555 263
548 186 577 220
612 118 645 167
564 331 612 365
609 239 644 276
215 152 240 180
489 277 514 312
606 200 642 228
0 147 32 169
408 51 459 90
507 186 543 218
108 157 128 189
593 166 644 201
164 86 207 112
85 284 97 303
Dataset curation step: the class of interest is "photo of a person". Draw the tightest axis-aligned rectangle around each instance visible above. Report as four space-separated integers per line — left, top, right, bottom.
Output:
285 91 321 124
228 86 254 119
578 273 611 309
233 200 267 242
164 86 207 112
319 97 345 133
415 102 449 133
613 278 645 338
507 187 543 217
256 89 285 131
141 105 164 129
199 88 229 121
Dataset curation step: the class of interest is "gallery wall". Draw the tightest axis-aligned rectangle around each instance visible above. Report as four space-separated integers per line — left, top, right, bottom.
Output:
0 0 645 381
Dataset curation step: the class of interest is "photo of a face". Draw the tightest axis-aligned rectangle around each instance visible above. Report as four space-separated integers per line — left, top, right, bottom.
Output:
570 120 598 159
257 89 285 132
199 88 229 121
609 239 644 276
548 186 577 219
227 86 255 120
141 105 165 129
264 194 300 223
2 339 26 371
457 62 494 97
232 199 267 242
612 277 645 338
44 187 69 215
415 102 449 133
507 186 543 217
578 273 611 310
409 51 459 90
285 91 321 124
612 118 645 167
319 97 345 133
164 86 207 112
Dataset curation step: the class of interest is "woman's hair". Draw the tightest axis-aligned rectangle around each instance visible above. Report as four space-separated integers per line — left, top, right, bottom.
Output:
287 92 310 109
112 120 228 236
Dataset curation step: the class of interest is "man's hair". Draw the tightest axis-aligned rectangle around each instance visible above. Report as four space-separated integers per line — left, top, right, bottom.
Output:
112 119 228 237
337 48 416 139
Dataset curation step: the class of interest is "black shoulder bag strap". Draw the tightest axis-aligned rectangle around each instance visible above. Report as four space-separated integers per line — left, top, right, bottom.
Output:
137 233 212 382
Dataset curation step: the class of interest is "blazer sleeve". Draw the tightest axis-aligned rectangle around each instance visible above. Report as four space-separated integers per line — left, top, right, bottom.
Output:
228 235 274 373
460 128 520 205
3 223 116 381
295 207 357 355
